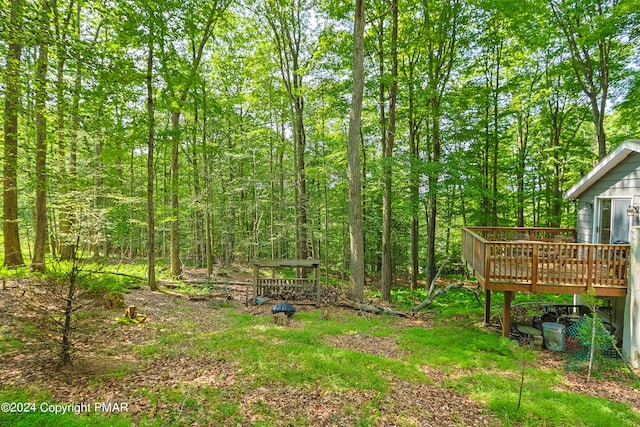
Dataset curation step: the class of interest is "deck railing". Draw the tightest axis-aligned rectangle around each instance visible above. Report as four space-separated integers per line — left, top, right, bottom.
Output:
462 227 628 296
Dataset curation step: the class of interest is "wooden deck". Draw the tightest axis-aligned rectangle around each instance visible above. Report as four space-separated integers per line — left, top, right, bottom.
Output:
462 227 628 297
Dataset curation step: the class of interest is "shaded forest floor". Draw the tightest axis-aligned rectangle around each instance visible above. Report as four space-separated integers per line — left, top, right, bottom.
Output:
1 266 639 426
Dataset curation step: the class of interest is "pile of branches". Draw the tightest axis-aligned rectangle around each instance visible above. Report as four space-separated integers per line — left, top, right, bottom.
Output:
338 260 482 317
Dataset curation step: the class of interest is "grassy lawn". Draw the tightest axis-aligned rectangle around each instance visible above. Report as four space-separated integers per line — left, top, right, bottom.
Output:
1 278 638 426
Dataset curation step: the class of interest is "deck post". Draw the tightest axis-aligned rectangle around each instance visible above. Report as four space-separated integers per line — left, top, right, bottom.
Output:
623 227 640 368
586 246 593 292
315 264 320 307
253 263 259 304
502 291 513 338
484 289 491 325
531 245 539 292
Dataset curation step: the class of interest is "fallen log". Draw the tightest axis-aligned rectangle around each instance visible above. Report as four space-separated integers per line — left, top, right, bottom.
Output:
340 299 409 317
410 257 482 313
86 270 146 282
160 280 251 288
411 283 464 313
411 283 482 313
182 279 252 286
188 292 230 301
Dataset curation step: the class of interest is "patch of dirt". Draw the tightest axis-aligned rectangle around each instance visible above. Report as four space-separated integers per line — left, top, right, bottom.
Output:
324 332 409 359
536 350 640 413
534 352 640 413
379 380 496 426
241 385 371 426
556 372 640 411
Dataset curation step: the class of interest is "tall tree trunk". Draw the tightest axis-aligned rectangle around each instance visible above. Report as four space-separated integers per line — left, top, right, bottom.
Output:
53 0 74 261
294 97 309 266
32 2 50 273
2 0 25 267
491 42 501 226
409 121 420 291
93 102 106 258
544 62 574 228
165 0 227 275
190 113 202 267
278 132 285 259
200 82 214 277
425 110 441 287
269 108 276 259
423 0 460 287
226 138 236 263
264 1 310 268
321 117 330 285
347 0 366 301
407 53 421 290
515 112 529 227
67 37 81 256
549 0 614 159
482 96 491 225
146 13 157 291
55 37 69 260
381 0 398 302
170 109 182 278
377 12 387 277
361 124 368 270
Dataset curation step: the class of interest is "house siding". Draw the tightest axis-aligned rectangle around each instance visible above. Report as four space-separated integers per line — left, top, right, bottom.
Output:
576 202 594 243
576 152 640 244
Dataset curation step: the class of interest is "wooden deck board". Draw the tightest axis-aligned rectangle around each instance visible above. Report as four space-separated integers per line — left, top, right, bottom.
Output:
487 259 626 295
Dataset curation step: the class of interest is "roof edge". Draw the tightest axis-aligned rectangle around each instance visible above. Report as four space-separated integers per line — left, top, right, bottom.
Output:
565 139 640 200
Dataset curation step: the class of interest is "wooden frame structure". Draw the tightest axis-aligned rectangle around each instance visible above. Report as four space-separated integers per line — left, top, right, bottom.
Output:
462 227 629 336
252 259 321 303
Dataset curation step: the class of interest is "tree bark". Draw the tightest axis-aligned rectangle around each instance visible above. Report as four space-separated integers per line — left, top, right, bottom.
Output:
65 11 83 259
32 1 50 273
515 111 529 228
190 109 203 267
381 0 398 302
146 11 157 291
294 98 309 266
2 0 25 267
340 298 408 318
411 282 473 313
347 0 366 301
166 1 227 276
53 0 75 261
425 115 440 287
170 109 182 278
263 0 310 268
423 0 460 287
407 52 421 291
491 42 501 226
201 83 214 277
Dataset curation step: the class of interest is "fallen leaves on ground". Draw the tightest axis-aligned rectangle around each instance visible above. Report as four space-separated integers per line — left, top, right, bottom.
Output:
1 272 638 426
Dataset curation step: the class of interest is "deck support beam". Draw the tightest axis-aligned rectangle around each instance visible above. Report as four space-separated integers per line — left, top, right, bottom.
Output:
484 289 491 325
502 291 513 338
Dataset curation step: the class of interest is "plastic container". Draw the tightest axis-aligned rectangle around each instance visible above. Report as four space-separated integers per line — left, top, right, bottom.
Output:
541 322 566 351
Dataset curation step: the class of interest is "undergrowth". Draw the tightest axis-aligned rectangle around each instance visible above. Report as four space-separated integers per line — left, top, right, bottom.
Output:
1 271 638 427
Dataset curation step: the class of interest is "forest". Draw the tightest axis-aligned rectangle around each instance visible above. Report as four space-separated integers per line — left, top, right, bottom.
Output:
2 0 640 295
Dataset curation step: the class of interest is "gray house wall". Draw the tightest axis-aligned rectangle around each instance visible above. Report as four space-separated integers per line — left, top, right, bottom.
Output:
575 152 640 244
573 151 640 341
